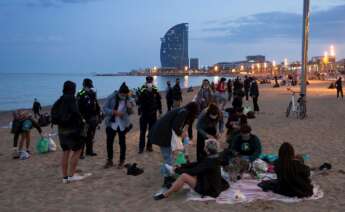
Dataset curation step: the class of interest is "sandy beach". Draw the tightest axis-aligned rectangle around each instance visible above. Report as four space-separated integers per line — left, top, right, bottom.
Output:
1 80 345 212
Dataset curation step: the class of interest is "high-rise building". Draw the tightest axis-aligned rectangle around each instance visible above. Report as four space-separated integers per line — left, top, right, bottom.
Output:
190 58 199 69
160 23 189 69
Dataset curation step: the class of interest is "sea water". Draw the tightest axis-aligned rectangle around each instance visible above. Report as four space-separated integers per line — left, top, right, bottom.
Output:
0 73 230 111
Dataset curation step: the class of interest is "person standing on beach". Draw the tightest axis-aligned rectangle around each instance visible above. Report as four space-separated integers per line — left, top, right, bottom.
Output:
250 79 260 112
195 79 213 112
77 79 101 158
150 102 199 188
166 81 174 112
52 81 89 183
32 98 41 119
335 77 343 99
137 76 162 153
196 103 224 162
216 77 227 110
243 76 251 101
227 79 233 102
103 83 135 169
172 78 183 108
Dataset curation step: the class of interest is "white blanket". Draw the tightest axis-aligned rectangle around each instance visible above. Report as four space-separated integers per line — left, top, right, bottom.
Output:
187 179 323 204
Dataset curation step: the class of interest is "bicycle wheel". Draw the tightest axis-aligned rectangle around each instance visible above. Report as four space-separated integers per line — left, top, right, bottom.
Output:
298 101 306 119
286 101 292 117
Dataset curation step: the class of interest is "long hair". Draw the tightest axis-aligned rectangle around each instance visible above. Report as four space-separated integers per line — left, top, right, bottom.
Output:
206 103 220 122
278 142 296 180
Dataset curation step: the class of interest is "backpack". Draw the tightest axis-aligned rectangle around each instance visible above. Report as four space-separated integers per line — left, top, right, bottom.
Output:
51 97 72 127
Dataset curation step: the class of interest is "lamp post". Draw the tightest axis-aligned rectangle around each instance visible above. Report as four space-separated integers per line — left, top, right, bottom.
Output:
300 0 310 118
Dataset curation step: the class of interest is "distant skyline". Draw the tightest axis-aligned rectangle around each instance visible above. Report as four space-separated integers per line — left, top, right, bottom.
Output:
0 0 345 73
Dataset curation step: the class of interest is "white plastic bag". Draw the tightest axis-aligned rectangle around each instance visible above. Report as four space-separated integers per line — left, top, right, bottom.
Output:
48 137 57 152
171 130 184 152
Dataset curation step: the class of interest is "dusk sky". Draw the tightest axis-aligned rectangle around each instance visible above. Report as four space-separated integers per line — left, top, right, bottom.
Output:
1 0 345 73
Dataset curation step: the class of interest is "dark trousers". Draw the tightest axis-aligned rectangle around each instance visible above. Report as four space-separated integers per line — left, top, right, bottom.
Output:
82 124 97 155
167 100 173 112
253 96 259 112
13 133 20 148
106 127 126 162
33 111 40 119
244 89 249 100
337 88 343 98
139 115 157 151
196 132 207 162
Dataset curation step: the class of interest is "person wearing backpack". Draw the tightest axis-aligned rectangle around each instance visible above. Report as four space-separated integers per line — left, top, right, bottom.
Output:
77 78 101 158
103 83 135 169
52 81 89 183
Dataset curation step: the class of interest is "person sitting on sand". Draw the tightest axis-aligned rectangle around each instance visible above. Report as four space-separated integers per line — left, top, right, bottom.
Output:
229 124 262 162
259 142 314 198
154 139 229 200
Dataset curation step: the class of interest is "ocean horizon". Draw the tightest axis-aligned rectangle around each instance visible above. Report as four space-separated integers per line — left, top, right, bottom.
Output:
0 73 229 111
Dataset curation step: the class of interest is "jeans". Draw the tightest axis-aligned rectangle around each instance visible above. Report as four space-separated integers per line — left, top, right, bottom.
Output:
139 115 157 151
106 127 126 162
160 146 173 165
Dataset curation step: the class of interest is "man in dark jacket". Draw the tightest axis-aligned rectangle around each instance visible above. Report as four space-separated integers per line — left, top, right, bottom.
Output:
32 98 42 119
335 77 343 99
172 78 183 108
166 81 173 112
230 125 262 162
53 81 89 183
243 76 251 101
250 79 260 112
137 76 162 153
77 79 101 158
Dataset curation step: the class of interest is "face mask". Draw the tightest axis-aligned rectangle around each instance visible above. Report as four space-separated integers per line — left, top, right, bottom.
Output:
241 134 250 141
209 114 218 120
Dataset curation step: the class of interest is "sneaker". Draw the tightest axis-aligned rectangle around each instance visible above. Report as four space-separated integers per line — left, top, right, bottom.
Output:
146 147 153 152
138 150 144 154
153 193 166 201
80 155 85 160
164 164 175 175
104 160 114 169
68 173 92 182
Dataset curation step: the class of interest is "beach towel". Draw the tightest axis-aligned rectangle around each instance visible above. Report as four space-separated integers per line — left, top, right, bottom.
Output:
186 179 323 204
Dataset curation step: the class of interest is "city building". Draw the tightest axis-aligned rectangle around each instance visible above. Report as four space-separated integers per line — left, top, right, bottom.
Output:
246 55 266 63
190 58 199 69
160 23 189 70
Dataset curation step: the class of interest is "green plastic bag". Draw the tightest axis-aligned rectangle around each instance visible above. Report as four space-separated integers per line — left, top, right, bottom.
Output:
36 137 49 154
175 152 187 165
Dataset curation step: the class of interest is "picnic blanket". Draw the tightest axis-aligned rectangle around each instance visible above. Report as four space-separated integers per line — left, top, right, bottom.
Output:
187 179 323 204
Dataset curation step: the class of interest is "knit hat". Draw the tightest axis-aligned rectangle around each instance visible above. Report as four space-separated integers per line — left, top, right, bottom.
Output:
119 82 130 94
205 138 219 155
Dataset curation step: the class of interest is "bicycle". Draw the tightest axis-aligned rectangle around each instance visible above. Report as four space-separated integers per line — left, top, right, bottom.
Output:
286 88 306 119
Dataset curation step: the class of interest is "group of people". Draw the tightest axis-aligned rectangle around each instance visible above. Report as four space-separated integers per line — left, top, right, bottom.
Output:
10 75 314 201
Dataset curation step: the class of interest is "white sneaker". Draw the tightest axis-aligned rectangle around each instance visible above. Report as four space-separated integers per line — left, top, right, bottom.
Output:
62 178 69 184
68 173 92 182
164 164 175 175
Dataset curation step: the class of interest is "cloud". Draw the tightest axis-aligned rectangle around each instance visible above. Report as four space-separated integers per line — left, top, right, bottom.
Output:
203 4 345 44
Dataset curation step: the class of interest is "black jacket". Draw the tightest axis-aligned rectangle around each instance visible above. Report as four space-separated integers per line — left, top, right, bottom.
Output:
250 82 259 97
273 159 313 198
32 101 41 113
172 84 183 101
175 156 229 198
138 85 162 116
57 94 84 131
166 86 174 103
150 108 188 147
244 78 251 90
77 89 100 120
230 134 262 162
